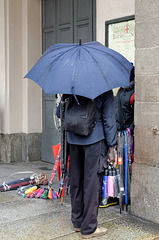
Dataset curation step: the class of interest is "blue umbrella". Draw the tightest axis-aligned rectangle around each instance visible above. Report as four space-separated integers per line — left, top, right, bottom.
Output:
25 41 133 99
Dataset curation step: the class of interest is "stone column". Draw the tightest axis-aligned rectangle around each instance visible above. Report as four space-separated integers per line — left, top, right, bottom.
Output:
0 0 42 162
131 0 159 224
22 0 42 162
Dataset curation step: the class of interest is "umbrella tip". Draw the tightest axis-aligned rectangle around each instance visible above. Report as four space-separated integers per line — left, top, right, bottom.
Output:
79 39 82 45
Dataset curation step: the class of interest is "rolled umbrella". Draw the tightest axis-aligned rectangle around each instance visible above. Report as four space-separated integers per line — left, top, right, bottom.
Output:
36 188 45 198
116 168 121 198
47 144 61 198
58 97 70 204
17 184 34 195
127 128 134 163
117 131 125 214
0 172 48 192
101 168 108 206
30 188 41 198
60 156 70 203
113 168 119 198
0 177 34 191
126 128 133 187
52 143 61 181
0 180 36 191
107 167 114 198
124 130 129 211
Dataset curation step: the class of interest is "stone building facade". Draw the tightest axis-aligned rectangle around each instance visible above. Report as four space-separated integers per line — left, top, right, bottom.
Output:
0 0 42 163
131 0 159 224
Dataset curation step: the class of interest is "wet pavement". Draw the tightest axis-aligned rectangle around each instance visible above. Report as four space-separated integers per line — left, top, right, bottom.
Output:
0 160 159 240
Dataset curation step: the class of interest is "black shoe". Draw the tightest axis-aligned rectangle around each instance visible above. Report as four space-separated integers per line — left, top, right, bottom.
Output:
99 197 119 208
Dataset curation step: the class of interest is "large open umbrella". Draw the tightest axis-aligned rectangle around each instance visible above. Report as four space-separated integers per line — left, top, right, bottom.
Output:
25 41 133 99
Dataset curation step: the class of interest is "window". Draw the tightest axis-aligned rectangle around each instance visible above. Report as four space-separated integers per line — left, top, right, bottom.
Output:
105 16 135 95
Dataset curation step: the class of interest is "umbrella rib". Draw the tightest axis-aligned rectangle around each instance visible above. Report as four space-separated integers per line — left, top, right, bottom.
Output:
83 45 130 72
42 43 77 58
35 46 78 85
70 48 81 95
82 47 108 82
42 46 81 94
48 45 78 65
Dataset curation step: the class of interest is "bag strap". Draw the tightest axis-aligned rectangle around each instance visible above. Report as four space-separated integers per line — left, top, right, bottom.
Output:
117 90 124 131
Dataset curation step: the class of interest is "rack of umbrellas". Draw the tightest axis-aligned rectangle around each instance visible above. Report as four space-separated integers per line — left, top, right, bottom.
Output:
0 143 70 204
0 129 133 212
100 128 134 214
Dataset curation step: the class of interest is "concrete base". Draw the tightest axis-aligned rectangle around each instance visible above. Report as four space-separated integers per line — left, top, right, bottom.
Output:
0 133 41 163
0 161 159 240
131 162 159 224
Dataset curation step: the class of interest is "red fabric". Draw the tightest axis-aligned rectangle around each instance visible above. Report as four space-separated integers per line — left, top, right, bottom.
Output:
61 156 70 198
130 92 135 105
52 144 61 181
52 144 70 184
57 161 61 181
117 87 121 94
52 143 60 160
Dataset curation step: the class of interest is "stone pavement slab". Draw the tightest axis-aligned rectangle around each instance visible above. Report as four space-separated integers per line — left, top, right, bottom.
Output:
0 161 159 240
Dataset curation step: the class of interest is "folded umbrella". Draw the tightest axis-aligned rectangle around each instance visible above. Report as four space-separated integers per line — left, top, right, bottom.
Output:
117 131 125 214
101 168 108 206
124 130 129 212
47 144 61 199
0 172 48 192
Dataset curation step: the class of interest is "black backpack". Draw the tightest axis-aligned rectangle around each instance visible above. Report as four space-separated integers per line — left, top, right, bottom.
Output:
64 95 96 136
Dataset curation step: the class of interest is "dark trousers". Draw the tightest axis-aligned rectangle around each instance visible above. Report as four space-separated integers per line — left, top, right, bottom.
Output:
69 140 107 235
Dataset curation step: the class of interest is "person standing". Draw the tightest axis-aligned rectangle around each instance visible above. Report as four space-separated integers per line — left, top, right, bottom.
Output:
115 66 135 135
114 66 135 198
66 90 117 238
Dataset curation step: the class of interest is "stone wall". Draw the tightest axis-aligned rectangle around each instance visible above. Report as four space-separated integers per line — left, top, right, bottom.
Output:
131 0 159 224
0 133 41 163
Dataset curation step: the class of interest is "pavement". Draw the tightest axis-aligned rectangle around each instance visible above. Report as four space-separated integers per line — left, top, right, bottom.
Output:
0 160 159 240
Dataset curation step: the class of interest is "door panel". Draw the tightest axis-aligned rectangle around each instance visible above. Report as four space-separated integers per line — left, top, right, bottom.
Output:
42 93 60 163
43 0 55 27
74 0 93 43
42 0 59 163
57 0 73 43
42 0 96 163
43 0 56 50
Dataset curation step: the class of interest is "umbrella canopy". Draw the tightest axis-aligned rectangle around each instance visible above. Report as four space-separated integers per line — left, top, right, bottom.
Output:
25 41 133 99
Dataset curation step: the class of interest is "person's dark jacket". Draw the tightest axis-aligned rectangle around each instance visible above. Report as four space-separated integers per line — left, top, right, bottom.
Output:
115 80 134 134
66 90 117 147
